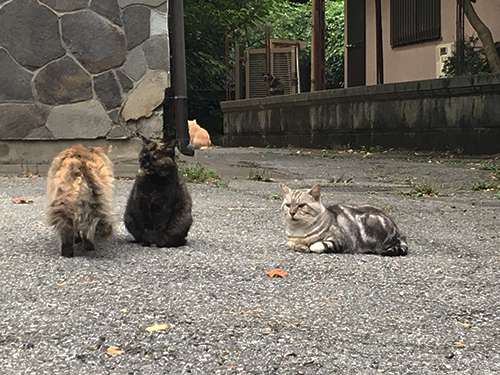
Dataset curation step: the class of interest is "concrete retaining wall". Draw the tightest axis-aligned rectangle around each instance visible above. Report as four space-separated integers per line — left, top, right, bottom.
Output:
221 74 500 154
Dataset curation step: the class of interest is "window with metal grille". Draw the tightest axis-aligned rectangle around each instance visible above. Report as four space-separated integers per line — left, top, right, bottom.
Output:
245 46 299 99
390 0 441 47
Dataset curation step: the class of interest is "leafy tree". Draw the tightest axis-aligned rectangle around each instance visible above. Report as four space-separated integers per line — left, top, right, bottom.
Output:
324 1 345 89
182 0 345 136
183 0 275 136
442 36 491 77
184 0 274 92
463 0 500 73
236 0 344 90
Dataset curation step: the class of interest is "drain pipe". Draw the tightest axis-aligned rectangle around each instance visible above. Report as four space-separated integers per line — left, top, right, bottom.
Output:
169 0 194 156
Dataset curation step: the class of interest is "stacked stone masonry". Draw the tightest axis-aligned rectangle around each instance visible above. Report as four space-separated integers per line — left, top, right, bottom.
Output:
0 0 169 141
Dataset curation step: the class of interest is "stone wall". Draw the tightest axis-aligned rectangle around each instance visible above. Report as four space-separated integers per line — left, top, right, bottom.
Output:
0 0 169 146
221 74 500 154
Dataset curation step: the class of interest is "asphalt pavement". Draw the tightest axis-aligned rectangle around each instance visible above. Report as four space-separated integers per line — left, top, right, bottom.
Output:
1 147 500 374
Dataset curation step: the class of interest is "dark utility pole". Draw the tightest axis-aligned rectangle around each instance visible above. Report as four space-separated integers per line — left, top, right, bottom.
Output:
265 25 271 74
311 0 325 91
375 0 384 84
456 0 465 76
168 0 194 156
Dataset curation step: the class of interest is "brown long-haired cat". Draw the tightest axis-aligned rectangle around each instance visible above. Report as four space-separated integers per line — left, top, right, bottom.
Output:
46 144 114 257
188 119 212 149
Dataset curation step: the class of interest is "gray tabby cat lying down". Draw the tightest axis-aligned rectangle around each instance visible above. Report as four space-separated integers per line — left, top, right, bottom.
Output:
281 184 408 256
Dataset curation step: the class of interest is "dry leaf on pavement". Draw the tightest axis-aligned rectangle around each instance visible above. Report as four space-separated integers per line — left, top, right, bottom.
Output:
106 345 124 355
12 198 34 204
265 269 288 278
145 324 168 332
453 340 467 347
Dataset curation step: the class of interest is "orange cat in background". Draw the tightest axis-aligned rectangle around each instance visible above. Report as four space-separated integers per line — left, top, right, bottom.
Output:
188 119 212 149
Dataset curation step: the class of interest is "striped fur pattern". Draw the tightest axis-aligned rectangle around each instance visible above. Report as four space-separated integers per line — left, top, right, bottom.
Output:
124 137 193 248
281 184 408 256
46 144 114 257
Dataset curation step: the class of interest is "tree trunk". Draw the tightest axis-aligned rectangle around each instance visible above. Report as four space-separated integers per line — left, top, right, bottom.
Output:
462 0 500 73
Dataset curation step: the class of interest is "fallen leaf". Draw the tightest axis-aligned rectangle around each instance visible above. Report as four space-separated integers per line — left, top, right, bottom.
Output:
227 207 234 211
265 269 288 278
460 322 471 328
12 198 34 204
145 324 168 332
106 345 124 355
284 351 296 357
27 173 38 178
119 308 127 313
453 340 467 347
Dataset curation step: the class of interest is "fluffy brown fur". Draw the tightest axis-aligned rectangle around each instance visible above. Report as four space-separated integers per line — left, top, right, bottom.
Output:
46 144 114 257
188 119 212 149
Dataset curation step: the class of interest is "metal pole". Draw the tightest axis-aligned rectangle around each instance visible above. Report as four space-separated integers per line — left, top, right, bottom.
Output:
318 0 325 90
235 43 242 100
456 0 465 76
225 35 230 101
311 0 317 91
265 25 271 74
311 0 325 91
375 0 384 84
170 0 194 156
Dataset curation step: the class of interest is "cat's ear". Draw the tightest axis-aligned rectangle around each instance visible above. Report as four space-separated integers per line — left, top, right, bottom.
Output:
280 183 291 195
309 184 321 201
140 135 159 150
140 135 153 145
91 144 111 154
100 144 111 153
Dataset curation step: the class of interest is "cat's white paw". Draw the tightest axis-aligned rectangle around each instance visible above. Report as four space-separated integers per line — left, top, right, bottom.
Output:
310 241 335 253
310 241 328 253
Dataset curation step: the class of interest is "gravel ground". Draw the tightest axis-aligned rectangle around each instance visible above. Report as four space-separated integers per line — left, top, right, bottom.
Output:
1 147 500 374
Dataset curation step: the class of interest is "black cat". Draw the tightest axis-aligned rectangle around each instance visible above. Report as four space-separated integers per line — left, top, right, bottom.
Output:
124 137 193 247
263 72 285 95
